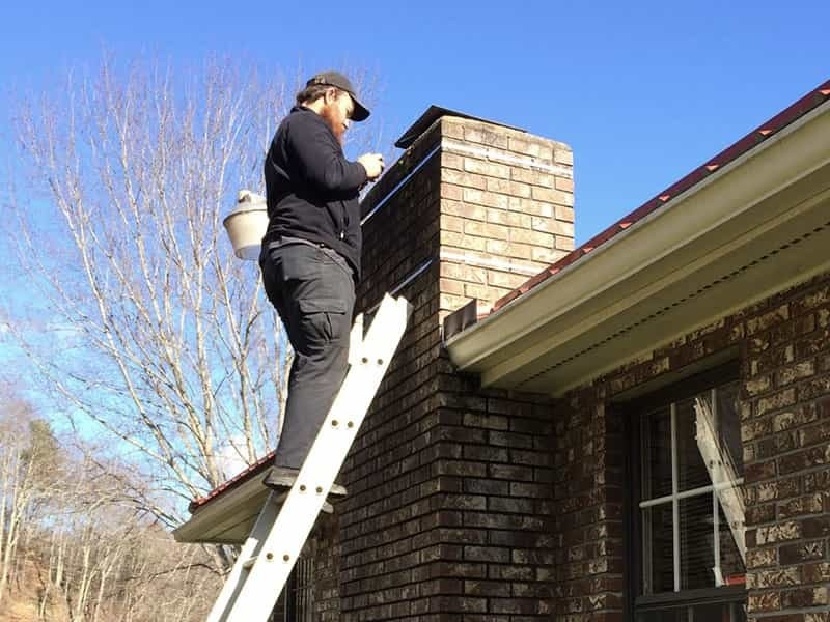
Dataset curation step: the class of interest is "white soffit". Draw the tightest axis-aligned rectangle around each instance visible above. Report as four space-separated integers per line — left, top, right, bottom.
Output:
446 100 830 396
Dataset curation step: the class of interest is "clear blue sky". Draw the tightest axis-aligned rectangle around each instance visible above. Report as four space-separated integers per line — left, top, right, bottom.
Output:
1 0 828 243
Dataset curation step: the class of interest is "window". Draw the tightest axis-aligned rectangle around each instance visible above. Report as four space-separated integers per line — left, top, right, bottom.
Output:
269 557 314 622
626 372 747 622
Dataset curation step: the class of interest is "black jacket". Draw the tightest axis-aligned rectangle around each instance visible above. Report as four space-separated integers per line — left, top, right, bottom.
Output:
263 106 368 279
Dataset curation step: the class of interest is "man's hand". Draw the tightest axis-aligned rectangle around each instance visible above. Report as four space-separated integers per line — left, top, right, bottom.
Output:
358 153 385 180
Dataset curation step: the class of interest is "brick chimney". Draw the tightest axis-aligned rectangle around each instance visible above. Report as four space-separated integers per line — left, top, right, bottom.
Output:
313 108 571 620
435 115 574 314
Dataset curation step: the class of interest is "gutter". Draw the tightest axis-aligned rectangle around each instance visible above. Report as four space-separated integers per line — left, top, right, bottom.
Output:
446 92 830 389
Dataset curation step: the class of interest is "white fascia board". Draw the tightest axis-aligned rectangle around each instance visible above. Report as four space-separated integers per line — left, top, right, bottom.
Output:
173 477 265 544
446 100 830 382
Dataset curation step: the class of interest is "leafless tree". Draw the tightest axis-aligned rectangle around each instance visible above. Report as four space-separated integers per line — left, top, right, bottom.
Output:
4 55 381 526
29 454 218 622
0 392 58 608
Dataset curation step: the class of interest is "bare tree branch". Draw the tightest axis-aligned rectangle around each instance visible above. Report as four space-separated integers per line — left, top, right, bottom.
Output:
4 56 378 527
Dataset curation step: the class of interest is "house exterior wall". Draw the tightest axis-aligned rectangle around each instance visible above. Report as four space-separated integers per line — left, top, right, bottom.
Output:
549 271 830 622
303 111 829 622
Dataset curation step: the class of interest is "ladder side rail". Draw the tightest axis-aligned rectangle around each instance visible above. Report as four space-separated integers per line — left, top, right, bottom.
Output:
222 295 410 622
206 493 282 622
693 398 746 563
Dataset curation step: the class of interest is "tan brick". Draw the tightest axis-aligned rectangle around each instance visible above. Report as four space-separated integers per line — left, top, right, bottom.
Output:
777 361 816 386
487 239 533 260
529 217 553 233
441 261 488 285
746 375 772 395
485 177 532 198
509 228 554 247
442 200 487 221
748 590 780 612
555 204 575 222
531 247 567 264
757 389 797 417
514 197 555 218
462 188 509 209
755 521 802 544
441 230 488 252
442 151 463 170
554 147 574 166
486 208 532 228
463 123 510 148
555 176 575 193
442 214 465 233
440 292 471 311
440 278 465 295
441 118 465 139
751 567 801 588
488 270 532 289
746 546 778 568
773 409 817 432
510 167 555 188
532 218 574 237
465 281 507 302
463 220 510 241
441 182 463 201
747 305 790 335
507 136 554 160
443 168 488 190
464 157 512 180
555 235 575 251
531 186 575 206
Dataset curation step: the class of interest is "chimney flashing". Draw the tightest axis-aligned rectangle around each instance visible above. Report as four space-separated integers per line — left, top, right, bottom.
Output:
395 105 526 149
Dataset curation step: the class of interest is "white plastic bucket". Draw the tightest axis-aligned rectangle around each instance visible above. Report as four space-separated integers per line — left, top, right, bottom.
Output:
223 191 268 260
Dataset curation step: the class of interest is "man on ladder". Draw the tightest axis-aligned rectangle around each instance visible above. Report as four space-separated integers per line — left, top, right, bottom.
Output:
204 71 405 622
258 71 385 493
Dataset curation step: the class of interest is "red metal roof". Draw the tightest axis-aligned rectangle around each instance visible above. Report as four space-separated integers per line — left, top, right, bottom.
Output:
189 449 276 512
491 80 830 312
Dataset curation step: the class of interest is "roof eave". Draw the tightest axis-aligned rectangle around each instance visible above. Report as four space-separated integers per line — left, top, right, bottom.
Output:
173 476 269 544
446 99 830 396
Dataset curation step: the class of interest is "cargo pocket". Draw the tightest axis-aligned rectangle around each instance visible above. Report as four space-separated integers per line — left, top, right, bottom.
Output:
298 298 349 344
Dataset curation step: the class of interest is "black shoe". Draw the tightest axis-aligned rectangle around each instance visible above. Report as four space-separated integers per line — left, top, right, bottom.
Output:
262 466 348 497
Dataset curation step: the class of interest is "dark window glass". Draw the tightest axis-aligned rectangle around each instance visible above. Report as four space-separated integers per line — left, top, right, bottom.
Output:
642 406 672 500
631 376 746 619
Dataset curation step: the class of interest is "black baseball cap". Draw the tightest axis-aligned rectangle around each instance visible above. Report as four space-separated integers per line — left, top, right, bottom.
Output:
307 71 370 121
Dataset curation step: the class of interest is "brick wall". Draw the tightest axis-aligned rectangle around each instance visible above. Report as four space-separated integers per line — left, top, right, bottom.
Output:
549 273 830 621
549 395 625 621
329 112 569 619
310 517 341 621
738 276 830 621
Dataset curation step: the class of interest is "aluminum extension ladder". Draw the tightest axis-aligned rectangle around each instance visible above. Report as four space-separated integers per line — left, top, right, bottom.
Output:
693 397 746 565
206 293 411 622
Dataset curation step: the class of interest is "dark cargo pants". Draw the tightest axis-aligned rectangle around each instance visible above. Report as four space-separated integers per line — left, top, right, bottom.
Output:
259 240 355 470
